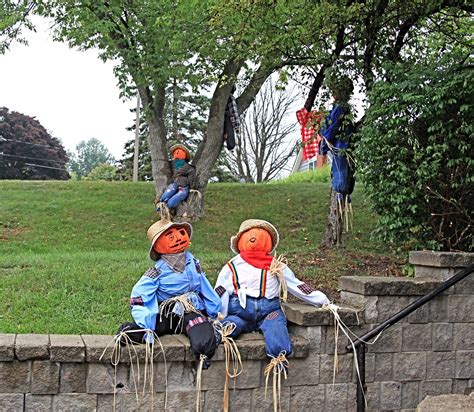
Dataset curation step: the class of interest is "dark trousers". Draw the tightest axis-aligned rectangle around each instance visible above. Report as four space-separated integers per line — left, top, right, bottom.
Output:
118 312 217 364
223 111 236 150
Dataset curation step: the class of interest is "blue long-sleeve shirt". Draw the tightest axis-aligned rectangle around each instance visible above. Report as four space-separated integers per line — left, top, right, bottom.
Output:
320 103 351 154
130 251 221 334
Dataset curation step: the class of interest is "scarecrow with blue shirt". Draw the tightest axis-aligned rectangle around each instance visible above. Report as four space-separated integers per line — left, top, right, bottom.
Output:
118 218 221 368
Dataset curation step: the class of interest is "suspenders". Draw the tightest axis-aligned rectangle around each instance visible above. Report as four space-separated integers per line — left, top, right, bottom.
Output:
227 261 268 298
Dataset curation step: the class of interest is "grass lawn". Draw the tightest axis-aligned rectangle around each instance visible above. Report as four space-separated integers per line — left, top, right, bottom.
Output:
0 179 405 334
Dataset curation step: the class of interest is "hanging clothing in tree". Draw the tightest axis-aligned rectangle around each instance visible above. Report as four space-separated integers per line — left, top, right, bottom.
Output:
223 94 240 151
296 107 323 160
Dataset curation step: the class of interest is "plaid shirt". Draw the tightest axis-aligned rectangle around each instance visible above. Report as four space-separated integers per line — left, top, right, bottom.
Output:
296 108 323 161
226 95 240 131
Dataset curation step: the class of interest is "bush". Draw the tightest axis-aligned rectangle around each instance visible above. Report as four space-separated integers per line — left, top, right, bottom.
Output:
84 163 119 181
357 49 473 251
276 165 330 184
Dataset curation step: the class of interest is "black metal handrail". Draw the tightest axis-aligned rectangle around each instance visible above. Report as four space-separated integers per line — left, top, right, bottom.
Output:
347 263 474 412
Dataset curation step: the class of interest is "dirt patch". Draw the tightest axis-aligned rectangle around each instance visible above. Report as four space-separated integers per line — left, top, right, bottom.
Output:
0 227 26 241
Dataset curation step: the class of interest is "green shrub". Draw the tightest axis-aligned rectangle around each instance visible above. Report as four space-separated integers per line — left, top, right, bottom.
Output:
83 163 119 181
276 166 330 184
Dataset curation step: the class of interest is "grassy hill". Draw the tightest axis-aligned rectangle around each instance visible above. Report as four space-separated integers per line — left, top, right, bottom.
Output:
0 179 405 334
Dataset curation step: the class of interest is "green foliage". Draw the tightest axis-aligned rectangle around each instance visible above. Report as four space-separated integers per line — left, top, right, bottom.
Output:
0 0 35 54
84 163 119 181
0 180 401 333
357 46 473 251
68 138 114 179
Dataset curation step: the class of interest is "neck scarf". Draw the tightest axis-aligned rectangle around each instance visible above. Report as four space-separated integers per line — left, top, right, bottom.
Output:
239 251 273 270
173 159 186 170
162 252 186 273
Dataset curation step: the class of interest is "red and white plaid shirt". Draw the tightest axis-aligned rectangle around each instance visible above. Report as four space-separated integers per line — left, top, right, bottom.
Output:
296 108 323 161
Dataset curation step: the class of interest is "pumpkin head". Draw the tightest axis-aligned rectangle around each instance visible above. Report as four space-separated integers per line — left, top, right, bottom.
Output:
153 225 190 255
172 148 187 160
237 227 273 253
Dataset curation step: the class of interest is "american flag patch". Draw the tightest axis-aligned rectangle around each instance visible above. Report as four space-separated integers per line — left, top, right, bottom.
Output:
144 267 160 279
297 283 315 295
265 311 279 320
215 285 226 297
185 316 207 334
130 296 144 307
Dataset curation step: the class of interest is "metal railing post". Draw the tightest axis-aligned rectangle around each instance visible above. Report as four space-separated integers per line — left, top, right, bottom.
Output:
356 343 366 412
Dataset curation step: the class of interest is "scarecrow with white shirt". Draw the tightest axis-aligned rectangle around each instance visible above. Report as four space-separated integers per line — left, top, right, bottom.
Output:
214 219 330 366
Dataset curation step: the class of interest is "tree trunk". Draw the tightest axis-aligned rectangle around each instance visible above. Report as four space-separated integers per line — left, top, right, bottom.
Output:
321 188 343 248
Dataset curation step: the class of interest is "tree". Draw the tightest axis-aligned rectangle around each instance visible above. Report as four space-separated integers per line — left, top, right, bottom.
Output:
225 78 298 183
84 163 119 181
68 138 114 179
41 1 285 219
0 0 35 54
357 40 473 251
0 107 69 179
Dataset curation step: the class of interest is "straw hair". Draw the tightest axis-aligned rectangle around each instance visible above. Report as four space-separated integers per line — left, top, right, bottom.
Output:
147 219 193 261
230 219 279 254
170 144 191 161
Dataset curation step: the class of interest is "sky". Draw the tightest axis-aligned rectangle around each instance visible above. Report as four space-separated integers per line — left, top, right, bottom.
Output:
0 17 135 159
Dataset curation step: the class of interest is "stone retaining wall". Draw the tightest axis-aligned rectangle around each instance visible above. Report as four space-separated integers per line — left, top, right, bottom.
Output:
0 251 472 411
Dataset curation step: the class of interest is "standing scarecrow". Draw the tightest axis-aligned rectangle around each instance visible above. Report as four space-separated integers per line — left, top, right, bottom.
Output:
118 218 220 368
159 144 197 210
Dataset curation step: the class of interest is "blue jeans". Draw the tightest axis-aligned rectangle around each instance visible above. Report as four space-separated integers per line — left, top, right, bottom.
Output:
160 182 189 208
223 295 291 358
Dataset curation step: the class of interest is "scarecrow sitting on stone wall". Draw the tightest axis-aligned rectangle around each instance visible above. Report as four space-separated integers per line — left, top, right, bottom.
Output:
118 218 221 368
214 219 330 368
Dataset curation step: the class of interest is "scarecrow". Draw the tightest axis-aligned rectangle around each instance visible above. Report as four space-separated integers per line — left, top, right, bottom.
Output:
158 144 197 211
214 219 330 370
320 76 355 229
118 218 221 369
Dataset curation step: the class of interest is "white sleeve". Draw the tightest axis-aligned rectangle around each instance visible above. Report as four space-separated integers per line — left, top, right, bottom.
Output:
284 266 330 307
214 264 233 318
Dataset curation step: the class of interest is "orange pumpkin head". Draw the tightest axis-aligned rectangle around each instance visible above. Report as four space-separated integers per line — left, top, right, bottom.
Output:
172 148 187 160
237 227 273 253
153 226 190 255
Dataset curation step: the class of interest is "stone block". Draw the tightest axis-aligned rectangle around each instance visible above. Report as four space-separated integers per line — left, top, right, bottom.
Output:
418 393 474 412
0 360 30 392
419 379 452 401
340 276 441 296
126 334 186 363
252 386 291 412
289 385 324 411
432 323 453 351
364 353 375 383
319 354 352 384
454 323 474 350
393 352 426 381
86 363 131 394
401 381 419 409
380 381 401 410
453 274 474 294
52 394 97 411
24 394 52 411
374 353 393 381
288 325 323 354
376 296 411 323
201 360 261 391
414 266 457 279
369 323 403 353
283 355 320 386
31 360 60 394
456 351 473 379
429 295 449 323
324 383 348 411
205 389 253 411
0 334 15 361
409 250 474 268
407 302 430 323
150 361 194 392
448 295 474 323
50 335 85 362
15 334 49 360
427 352 455 379
402 323 432 351
60 362 87 393
283 302 361 326
0 394 24 412
452 379 470 395
81 335 115 363
365 382 380 411
97 393 165 411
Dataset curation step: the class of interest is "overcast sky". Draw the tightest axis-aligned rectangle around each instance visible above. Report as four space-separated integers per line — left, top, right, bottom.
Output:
0 18 135 159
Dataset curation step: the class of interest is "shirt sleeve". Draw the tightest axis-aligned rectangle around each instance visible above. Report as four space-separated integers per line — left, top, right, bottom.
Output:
284 266 330 307
214 264 234 317
321 104 345 150
130 267 161 337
